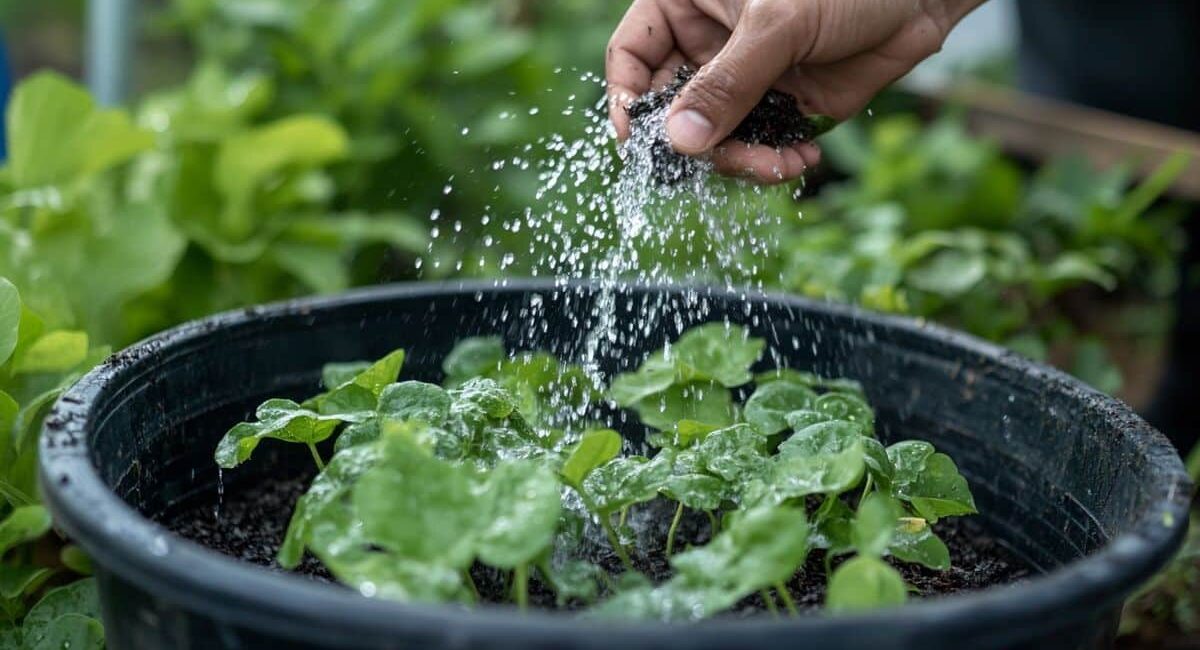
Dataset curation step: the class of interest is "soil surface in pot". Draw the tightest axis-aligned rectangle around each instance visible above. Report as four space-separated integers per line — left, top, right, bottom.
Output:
165 470 1034 614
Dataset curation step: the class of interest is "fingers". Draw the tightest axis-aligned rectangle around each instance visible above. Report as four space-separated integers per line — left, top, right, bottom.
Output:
711 141 821 185
665 0 804 155
606 0 675 140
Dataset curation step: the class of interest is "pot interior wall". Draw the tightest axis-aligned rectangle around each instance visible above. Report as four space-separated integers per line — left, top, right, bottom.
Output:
91 286 1144 576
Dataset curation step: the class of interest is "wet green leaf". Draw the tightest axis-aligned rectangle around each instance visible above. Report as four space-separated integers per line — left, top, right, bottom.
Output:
214 399 345 468
278 443 382 568
862 437 895 492
763 421 866 501
630 382 734 431
560 428 621 487
450 378 517 420
21 579 101 646
826 556 908 611
608 354 679 407
304 348 405 416
354 433 480 567
377 381 451 426
333 418 380 454
321 361 371 390
584 454 673 514
670 323 764 388
693 424 767 484
889 519 950 570
30 613 104 650
672 505 809 593
888 441 977 522
812 392 875 434
476 461 561 568
744 381 817 436
443 336 505 384
663 473 728 511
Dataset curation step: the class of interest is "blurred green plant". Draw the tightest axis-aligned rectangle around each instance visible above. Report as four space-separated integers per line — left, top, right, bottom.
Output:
778 113 1189 395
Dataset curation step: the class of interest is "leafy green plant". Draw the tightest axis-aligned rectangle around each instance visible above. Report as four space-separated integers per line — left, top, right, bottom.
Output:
216 324 977 618
782 113 1189 395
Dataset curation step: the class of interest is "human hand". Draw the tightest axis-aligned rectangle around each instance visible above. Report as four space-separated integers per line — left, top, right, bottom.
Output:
606 0 986 183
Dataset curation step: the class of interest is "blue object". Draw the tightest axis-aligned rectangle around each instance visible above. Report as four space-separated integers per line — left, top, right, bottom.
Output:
0 38 9 160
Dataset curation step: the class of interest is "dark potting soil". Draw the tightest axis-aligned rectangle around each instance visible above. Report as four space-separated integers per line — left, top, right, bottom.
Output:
165 470 1033 614
625 65 818 185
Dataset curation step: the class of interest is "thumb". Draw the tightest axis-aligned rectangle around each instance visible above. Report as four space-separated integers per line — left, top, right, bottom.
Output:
666 4 801 155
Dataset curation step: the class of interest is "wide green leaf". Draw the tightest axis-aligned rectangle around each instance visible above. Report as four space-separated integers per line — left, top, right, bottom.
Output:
744 381 818 436
584 454 673 515
608 354 679 406
6 72 153 188
812 392 875 435
304 348 405 416
29 613 104 650
761 421 866 502
0 505 51 556
475 461 561 567
631 381 734 431
889 518 951 570
442 336 505 384
826 555 908 611
887 441 977 522
214 399 345 468
672 505 809 593
353 433 479 567
321 361 372 390
663 473 728 511
560 428 621 487
10 331 89 374
852 492 900 558
0 278 19 366
377 381 451 426
670 323 764 388
215 115 348 203
278 443 382 568
21 579 101 647
693 424 767 484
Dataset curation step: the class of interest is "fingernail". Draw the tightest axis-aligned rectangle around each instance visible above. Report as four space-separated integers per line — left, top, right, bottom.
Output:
667 109 713 152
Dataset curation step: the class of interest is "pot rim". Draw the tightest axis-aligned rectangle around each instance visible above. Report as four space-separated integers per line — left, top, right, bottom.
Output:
39 279 1193 645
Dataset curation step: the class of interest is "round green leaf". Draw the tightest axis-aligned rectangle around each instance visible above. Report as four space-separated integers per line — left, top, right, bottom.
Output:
826 556 908 612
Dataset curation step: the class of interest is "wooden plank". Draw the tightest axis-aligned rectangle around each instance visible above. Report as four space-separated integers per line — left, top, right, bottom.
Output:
925 82 1200 200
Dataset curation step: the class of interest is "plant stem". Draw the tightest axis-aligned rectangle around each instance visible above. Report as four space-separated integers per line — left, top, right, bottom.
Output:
514 564 529 612
666 502 685 556
572 486 635 572
619 506 629 529
463 569 480 602
705 510 720 535
306 442 326 471
775 582 798 616
599 513 635 571
760 589 779 617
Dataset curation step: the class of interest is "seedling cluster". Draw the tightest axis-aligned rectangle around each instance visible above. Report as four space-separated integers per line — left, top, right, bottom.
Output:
215 323 976 620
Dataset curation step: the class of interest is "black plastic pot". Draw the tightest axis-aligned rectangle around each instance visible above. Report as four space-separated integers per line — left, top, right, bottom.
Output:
40 280 1191 650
